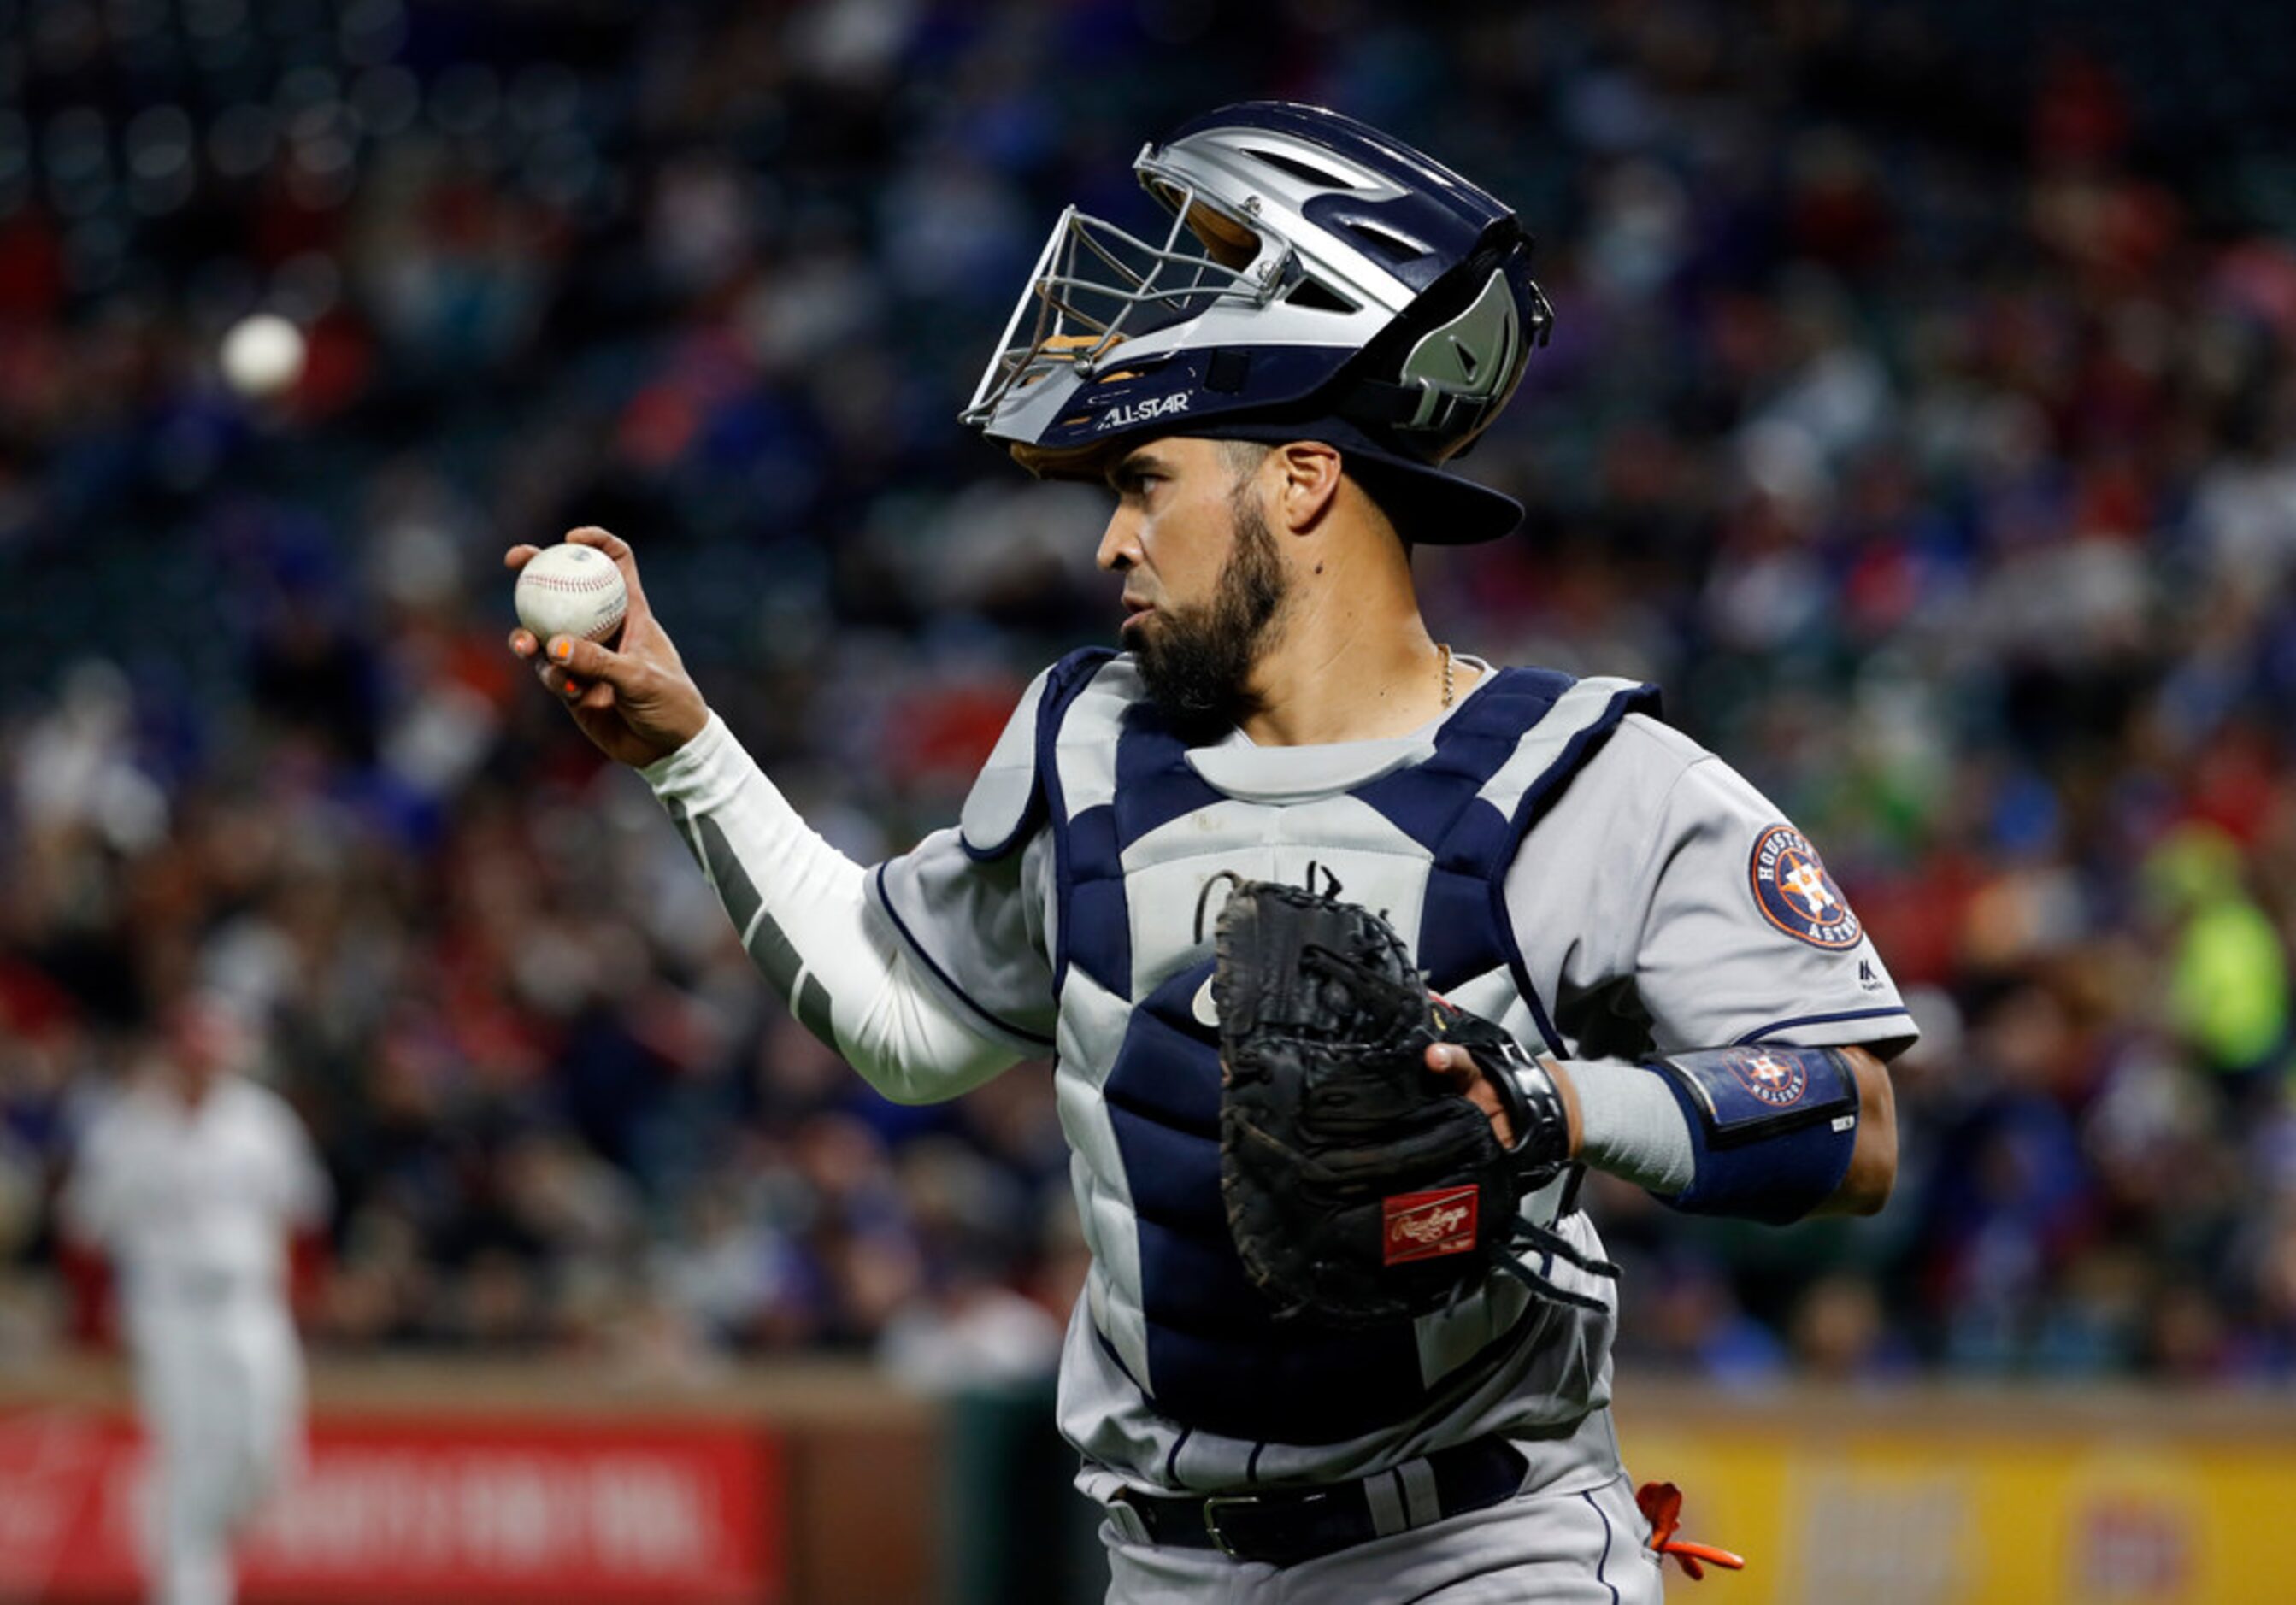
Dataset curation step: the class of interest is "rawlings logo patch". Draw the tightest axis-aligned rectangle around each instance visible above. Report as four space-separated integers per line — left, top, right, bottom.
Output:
1750 824 1863 950
1383 1186 1480 1265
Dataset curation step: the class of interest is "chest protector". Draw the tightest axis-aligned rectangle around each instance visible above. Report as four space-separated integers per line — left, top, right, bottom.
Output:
970 650 1657 1445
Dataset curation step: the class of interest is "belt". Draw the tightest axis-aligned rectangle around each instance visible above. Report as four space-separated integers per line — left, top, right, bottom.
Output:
1115 1437 1530 1568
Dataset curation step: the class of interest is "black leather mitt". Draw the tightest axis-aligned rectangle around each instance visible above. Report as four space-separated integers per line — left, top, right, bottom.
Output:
1210 876 1616 1330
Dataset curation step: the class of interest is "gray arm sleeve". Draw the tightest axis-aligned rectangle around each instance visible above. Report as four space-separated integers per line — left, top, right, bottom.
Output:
1558 1057 1696 1193
641 713 1023 1103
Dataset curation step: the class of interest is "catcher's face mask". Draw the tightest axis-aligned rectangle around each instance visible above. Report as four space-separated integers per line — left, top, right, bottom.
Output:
961 186 1290 440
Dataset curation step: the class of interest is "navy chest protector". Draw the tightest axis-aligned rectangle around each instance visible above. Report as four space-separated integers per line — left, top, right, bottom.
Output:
1013 650 1655 1445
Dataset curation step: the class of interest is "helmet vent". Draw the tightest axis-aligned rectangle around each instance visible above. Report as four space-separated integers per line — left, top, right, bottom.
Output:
1286 279 1359 314
1240 145 1363 190
1345 220 1429 262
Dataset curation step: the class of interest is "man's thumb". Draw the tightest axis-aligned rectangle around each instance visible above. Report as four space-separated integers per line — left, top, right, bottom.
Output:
548 634 629 686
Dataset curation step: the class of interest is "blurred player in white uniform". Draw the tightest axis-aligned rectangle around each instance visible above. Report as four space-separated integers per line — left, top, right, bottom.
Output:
61 994 329 1605
509 103 1911 1601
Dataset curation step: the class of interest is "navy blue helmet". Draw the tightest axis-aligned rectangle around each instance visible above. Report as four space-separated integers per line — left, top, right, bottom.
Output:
962 102 1553 542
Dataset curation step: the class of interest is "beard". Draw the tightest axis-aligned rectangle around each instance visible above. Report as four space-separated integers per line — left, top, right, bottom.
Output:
1132 489 1290 745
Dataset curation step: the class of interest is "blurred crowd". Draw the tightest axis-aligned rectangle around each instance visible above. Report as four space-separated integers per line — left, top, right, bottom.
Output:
6 0 2296 1391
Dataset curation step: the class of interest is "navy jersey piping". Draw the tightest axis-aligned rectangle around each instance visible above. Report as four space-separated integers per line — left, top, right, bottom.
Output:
1733 1005 1914 1045
1584 1489 1623 1605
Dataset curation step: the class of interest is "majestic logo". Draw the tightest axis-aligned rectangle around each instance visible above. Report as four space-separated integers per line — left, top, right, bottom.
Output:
1382 1185 1481 1265
1728 1049 1809 1108
1750 824 1863 950
1095 392 1192 432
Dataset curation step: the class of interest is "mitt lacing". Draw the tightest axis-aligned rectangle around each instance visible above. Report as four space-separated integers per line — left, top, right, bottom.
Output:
1485 1220 1621 1314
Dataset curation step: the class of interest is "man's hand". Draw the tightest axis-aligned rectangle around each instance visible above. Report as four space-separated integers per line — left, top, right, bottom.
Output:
1424 1042 1583 1157
506 527 709 767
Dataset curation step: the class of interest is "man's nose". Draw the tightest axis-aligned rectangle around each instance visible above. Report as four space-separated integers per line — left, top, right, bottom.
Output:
1096 509 1139 573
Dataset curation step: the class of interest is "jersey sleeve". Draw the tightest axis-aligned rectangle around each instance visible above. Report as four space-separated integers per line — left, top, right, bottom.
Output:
1505 714 1917 1061
869 830 1056 1052
867 666 1061 1055
1629 745 1918 1056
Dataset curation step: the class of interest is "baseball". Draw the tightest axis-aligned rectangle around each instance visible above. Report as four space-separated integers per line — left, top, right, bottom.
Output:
515 542 628 647
219 313 306 399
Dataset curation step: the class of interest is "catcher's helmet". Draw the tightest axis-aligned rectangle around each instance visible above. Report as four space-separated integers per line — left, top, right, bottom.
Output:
961 102 1553 543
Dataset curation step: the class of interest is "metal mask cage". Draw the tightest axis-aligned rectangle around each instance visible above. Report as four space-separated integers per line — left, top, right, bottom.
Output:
961 185 1286 428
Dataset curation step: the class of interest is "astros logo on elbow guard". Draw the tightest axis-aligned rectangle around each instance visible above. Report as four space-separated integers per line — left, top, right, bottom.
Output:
1750 823 1863 949
1728 1049 1810 1108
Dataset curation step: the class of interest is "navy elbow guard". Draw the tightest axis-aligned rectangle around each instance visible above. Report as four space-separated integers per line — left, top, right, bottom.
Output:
1651 1045 1860 1224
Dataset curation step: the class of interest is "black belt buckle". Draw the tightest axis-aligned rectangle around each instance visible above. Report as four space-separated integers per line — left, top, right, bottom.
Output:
1199 1493 1263 1559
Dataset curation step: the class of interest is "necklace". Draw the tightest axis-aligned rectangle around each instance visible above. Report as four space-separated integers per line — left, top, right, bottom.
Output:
1439 642 1455 709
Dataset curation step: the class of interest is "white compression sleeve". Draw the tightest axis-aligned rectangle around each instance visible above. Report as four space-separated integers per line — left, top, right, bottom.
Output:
641 712 1022 1103
1557 1057 1696 1194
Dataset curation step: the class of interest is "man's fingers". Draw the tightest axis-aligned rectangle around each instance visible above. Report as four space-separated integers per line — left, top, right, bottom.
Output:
547 633 634 689
561 525 653 615
562 525 628 560
1424 1043 1474 1079
537 663 603 706
503 544 541 571
509 627 539 658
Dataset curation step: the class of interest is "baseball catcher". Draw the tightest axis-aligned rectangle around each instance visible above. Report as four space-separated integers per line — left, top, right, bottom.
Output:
515 98 1907 1601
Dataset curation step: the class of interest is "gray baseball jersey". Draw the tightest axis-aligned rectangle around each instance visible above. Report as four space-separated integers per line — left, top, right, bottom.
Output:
869 651 1912 1505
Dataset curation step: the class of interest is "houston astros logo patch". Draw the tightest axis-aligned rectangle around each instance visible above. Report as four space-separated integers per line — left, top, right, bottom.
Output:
1727 1049 1808 1108
1750 823 1862 949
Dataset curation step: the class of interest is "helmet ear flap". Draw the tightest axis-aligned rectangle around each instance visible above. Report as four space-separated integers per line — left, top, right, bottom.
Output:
1335 228 1551 461
1396 268 1529 460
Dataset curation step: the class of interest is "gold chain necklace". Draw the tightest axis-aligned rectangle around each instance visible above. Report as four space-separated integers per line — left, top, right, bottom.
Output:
1439 642 1455 709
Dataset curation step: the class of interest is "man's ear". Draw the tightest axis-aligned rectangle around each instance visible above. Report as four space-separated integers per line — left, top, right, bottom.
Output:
1273 441 1345 534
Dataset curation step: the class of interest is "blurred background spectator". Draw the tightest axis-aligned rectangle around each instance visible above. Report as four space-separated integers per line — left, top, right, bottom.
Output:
7 0 2296 1390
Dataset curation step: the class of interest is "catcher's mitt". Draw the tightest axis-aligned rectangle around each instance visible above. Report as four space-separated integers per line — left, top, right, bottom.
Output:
1210 874 1616 1329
